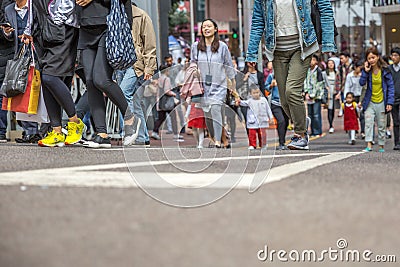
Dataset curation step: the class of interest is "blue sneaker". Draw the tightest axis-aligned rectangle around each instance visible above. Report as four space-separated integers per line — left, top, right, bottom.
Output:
287 136 309 150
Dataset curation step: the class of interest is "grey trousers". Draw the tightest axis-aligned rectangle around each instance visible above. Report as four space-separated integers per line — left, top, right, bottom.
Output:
204 104 223 143
273 49 311 135
365 101 387 146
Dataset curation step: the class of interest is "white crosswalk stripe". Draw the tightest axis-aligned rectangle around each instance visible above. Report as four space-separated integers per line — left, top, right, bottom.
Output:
0 152 362 189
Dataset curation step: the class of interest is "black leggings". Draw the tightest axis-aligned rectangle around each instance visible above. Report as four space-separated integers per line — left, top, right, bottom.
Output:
153 110 178 134
81 35 131 134
328 108 335 128
271 104 289 146
41 74 75 128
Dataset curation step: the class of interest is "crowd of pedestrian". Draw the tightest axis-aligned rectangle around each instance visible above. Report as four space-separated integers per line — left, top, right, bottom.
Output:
1 0 399 153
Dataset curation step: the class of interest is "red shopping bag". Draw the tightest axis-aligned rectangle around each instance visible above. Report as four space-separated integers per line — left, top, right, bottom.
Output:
2 55 41 114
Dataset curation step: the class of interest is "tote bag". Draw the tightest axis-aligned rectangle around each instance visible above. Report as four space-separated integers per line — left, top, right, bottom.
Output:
0 44 32 97
106 0 137 70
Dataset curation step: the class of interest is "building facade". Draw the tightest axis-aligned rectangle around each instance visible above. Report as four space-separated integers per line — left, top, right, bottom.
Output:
371 1 400 55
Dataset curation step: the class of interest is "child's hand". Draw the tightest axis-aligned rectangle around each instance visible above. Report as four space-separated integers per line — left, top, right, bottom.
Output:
235 99 241 106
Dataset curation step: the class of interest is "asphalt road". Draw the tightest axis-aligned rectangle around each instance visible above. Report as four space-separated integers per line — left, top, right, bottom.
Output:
0 114 399 267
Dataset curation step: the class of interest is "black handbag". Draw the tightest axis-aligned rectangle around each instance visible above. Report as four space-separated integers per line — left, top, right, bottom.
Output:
158 79 175 111
42 0 65 46
311 0 338 45
0 44 32 97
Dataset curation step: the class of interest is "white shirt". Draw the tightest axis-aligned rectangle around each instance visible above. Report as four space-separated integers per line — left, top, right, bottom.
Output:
275 0 298 37
393 63 400 72
14 2 28 19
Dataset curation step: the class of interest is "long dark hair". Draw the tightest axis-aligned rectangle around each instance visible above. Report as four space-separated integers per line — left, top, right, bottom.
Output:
365 47 388 69
197 18 220 53
325 59 337 76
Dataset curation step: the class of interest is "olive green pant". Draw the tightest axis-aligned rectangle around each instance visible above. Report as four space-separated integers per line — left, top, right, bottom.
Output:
273 49 311 135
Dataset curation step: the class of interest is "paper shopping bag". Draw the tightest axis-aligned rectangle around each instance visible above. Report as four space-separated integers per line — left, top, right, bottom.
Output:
16 86 49 123
2 66 41 114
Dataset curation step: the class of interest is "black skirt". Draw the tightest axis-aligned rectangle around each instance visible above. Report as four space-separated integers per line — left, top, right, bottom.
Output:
40 25 78 77
78 26 107 50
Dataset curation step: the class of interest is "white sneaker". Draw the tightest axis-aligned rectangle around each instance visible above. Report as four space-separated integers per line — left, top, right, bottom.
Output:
197 145 203 149
173 134 184 142
151 132 160 140
248 146 255 150
329 127 334 134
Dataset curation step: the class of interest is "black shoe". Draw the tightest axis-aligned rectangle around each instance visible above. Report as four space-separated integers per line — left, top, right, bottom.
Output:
0 134 7 143
30 134 42 144
83 135 112 148
131 140 151 147
16 134 42 144
394 144 400 151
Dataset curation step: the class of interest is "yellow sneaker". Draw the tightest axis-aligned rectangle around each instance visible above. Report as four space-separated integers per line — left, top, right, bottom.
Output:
38 130 65 147
65 119 86 145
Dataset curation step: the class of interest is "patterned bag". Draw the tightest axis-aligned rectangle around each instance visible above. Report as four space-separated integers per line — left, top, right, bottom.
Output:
106 0 137 70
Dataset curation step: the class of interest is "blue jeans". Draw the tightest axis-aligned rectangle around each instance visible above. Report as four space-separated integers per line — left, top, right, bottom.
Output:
307 101 322 135
21 121 38 135
120 67 149 142
0 96 7 135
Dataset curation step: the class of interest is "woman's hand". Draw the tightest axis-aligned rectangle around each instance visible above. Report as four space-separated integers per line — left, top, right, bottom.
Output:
76 0 93 7
335 92 341 100
364 61 371 72
386 105 392 113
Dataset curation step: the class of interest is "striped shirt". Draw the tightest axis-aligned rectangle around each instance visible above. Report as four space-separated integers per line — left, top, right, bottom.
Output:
275 34 301 51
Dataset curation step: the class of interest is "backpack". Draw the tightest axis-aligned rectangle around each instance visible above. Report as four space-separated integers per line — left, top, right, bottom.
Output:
342 102 358 117
105 0 137 70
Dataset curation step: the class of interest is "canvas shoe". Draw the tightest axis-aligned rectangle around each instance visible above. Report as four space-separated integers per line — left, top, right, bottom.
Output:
173 134 184 142
329 127 334 134
65 119 86 145
151 132 161 140
123 117 141 146
83 135 112 148
38 131 65 147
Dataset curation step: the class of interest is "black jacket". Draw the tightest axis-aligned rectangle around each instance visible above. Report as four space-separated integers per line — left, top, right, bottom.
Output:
0 0 14 85
389 64 400 104
77 0 132 27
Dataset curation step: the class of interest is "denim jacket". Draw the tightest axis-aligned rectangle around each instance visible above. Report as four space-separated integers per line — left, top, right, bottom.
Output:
359 68 395 111
265 72 280 105
246 0 337 62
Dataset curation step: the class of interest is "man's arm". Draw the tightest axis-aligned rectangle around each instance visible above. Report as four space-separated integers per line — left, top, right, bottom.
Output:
141 14 157 80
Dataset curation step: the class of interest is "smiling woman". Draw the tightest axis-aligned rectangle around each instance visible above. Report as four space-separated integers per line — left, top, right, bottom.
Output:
191 18 236 148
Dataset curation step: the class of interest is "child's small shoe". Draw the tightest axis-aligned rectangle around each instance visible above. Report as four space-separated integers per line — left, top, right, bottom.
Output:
248 146 255 150
378 148 385 153
363 147 372 152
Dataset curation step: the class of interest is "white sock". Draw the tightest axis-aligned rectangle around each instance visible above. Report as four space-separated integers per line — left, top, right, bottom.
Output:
198 129 205 147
